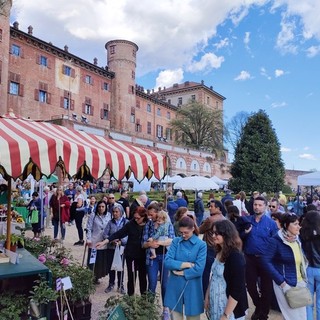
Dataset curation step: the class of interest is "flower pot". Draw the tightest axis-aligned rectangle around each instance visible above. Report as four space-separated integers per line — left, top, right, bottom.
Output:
50 300 92 320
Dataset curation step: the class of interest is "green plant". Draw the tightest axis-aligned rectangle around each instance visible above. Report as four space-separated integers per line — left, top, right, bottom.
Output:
0 291 29 320
99 293 162 320
9 233 24 246
29 275 58 305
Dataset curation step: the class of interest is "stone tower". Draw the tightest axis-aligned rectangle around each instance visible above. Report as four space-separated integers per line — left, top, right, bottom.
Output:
105 39 138 133
0 0 13 115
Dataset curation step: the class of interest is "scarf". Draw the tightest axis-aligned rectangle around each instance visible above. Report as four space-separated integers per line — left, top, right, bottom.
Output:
281 228 298 243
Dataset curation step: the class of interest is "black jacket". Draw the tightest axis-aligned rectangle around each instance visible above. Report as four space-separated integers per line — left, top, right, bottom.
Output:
301 234 320 268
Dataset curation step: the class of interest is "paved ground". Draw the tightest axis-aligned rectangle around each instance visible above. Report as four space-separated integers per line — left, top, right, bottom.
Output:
26 219 284 320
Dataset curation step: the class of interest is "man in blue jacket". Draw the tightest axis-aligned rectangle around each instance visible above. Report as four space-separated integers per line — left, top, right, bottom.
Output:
240 196 278 320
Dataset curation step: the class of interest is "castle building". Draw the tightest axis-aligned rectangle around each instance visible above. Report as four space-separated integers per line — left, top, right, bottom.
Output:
0 2 230 179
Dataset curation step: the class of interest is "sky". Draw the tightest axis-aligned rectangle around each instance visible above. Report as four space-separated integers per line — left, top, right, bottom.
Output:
11 0 320 172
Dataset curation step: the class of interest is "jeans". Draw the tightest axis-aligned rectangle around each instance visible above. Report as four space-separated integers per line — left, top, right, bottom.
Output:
147 254 169 304
74 211 85 241
202 246 216 296
52 218 66 240
245 254 273 319
307 266 320 320
195 213 203 227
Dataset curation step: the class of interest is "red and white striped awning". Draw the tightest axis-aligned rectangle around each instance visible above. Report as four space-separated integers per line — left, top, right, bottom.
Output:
0 118 166 181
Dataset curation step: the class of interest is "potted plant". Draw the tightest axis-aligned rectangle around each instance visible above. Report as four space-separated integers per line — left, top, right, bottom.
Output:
0 291 29 320
29 275 58 318
99 292 162 320
7 233 24 252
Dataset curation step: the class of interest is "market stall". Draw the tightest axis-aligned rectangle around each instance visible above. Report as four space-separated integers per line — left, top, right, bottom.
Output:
0 112 167 250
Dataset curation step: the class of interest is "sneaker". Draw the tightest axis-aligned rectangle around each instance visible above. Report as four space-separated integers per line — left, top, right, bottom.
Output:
73 240 84 246
104 285 114 293
162 309 170 320
118 286 126 294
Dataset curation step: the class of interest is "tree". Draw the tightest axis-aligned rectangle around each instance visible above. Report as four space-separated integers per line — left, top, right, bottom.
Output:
225 111 251 151
169 100 224 153
228 110 285 193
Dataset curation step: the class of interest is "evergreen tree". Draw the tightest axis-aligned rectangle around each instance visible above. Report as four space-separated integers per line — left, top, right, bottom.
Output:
228 110 285 193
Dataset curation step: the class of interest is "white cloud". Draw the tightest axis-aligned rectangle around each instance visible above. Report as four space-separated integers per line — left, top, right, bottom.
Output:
214 38 230 50
260 67 271 80
155 69 184 89
275 69 284 77
187 53 224 73
299 153 317 160
281 147 291 152
234 70 252 81
276 13 298 54
304 146 310 150
306 45 320 58
270 102 287 108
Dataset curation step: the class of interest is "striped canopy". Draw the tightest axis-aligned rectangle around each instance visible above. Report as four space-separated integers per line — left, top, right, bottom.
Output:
0 118 166 181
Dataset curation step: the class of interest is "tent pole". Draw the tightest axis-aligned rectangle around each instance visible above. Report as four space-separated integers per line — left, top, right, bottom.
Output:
5 179 12 250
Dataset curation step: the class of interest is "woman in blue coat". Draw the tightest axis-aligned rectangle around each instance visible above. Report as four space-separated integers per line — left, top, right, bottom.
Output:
164 216 207 319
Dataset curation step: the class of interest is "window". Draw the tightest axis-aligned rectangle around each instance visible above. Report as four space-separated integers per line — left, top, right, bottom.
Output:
100 103 109 120
130 107 135 123
63 97 69 109
83 97 93 115
132 49 136 57
62 65 75 77
147 104 151 112
147 122 152 134
135 119 141 132
157 108 161 116
11 44 20 56
166 128 172 140
61 90 74 110
136 100 140 108
128 85 134 94
156 125 163 138
207 96 210 105
103 82 109 91
109 45 116 54
216 101 219 109
168 99 171 104
39 90 47 103
166 111 171 119
0 29 2 41
9 82 19 95
191 95 196 101
40 56 47 67
132 71 135 80
178 97 182 105
85 75 92 84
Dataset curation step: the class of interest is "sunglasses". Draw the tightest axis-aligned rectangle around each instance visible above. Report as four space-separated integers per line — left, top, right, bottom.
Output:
269 205 276 208
108 197 115 199
212 230 222 236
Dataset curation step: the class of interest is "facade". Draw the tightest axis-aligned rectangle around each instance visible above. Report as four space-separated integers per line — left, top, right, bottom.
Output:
0 5 230 179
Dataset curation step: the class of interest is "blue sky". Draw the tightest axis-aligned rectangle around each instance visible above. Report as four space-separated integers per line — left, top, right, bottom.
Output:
12 0 320 171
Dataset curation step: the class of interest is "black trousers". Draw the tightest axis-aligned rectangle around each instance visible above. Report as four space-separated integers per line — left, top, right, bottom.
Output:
125 255 147 296
245 254 273 319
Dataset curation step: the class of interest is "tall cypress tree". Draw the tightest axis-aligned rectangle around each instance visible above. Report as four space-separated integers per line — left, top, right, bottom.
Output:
228 109 285 193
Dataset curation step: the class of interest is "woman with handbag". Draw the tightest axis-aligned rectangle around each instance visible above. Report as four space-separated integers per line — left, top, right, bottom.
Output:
300 210 320 320
103 204 128 294
262 213 309 319
86 200 111 284
27 191 42 239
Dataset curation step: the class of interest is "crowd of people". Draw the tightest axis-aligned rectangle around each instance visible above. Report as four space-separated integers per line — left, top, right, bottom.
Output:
19 180 320 320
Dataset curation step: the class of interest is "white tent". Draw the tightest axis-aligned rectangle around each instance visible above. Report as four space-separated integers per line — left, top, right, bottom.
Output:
210 175 228 186
160 175 183 184
297 171 320 186
173 176 219 191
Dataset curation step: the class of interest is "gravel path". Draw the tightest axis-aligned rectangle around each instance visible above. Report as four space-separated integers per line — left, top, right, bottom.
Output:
26 220 283 320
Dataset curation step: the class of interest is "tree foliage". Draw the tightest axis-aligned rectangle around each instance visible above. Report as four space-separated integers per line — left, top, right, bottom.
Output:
169 100 224 153
228 110 285 193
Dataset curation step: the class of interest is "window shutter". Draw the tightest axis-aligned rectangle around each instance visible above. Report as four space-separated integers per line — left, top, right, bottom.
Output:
7 81 10 93
47 58 51 69
47 93 51 104
82 103 86 113
62 65 65 75
71 68 75 78
34 89 39 101
19 84 24 96
100 108 104 119
60 96 64 108
20 48 24 58
131 107 135 114
91 105 94 115
91 78 94 85
70 100 75 111
136 118 140 125
36 54 41 65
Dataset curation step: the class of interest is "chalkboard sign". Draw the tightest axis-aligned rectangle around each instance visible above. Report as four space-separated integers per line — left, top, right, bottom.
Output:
107 305 127 320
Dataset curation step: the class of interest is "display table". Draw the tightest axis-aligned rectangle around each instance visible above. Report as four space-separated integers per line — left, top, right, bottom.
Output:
0 248 51 283
0 221 25 236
